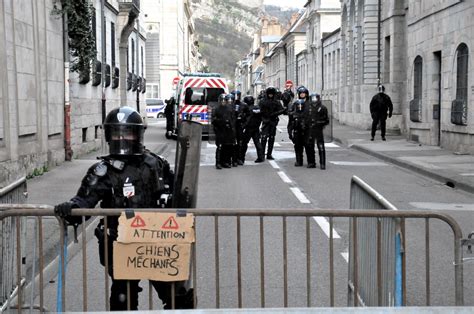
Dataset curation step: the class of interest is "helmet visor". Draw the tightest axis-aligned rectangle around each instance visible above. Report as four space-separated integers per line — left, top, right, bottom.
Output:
105 124 144 155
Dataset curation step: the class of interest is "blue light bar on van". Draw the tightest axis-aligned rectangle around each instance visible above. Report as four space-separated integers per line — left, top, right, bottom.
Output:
183 73 222 77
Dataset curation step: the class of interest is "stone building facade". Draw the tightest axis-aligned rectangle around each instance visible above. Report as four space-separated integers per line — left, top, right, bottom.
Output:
0 0 147 187
263 13 306 91
322 0 474 153
0 0 65 186
143 0 200 101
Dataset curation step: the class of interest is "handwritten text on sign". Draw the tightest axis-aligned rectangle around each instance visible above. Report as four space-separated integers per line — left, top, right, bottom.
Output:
113 242 191 281
117 212 195 243
114 212 195 281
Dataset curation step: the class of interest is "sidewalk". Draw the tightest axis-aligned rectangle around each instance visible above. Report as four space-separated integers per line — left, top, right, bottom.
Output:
332 120 474 195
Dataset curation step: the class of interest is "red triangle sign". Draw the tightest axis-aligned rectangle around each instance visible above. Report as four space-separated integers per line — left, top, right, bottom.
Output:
162 216 179 230
130 215 146 228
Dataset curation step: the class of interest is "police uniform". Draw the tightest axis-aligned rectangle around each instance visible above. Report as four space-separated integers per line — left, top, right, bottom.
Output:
55 106 193 310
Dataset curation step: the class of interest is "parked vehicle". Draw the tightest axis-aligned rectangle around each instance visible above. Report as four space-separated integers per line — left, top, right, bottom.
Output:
145 98 166 119
173 73 229 135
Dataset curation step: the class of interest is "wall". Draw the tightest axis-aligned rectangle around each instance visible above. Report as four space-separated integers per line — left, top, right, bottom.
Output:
0 0 64 186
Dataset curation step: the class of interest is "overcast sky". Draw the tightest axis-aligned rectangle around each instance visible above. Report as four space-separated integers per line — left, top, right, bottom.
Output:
263 0 306 8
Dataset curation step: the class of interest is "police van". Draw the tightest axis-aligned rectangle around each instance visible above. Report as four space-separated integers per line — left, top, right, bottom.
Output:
145 98 166 119
173 73 229 135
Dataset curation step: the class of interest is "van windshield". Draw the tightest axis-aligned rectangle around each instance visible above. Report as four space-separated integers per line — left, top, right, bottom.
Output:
184 87 225 106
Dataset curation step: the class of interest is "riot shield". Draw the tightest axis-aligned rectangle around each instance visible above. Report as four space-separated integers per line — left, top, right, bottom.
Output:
322 99 333 143
207 101 217 143
172 120 202 208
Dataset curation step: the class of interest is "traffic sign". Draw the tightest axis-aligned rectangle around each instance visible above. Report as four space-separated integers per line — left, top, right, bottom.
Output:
172 76 180 85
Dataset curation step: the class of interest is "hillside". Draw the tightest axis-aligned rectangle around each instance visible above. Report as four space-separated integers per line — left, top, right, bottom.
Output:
191 0 300 79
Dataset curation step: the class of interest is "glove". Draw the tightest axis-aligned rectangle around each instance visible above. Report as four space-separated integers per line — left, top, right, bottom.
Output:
388 113 392 118
54 201 80 225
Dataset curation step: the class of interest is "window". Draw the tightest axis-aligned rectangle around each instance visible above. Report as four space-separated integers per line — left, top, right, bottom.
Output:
410 56 423 122
146 84 159 99
111 22 115 67
451 43 469 125
413 56 423 101
131 38 135 74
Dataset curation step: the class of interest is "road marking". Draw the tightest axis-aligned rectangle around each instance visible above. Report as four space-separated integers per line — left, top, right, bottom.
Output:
330 161 387 166
460 173 474 176
277 171 292 183
325 142 340 148
410 202 474 211
290 187 311 204
313 217 341 239
273 142 281 147
340 252 349 263
207 143 217 148
269 160 280 169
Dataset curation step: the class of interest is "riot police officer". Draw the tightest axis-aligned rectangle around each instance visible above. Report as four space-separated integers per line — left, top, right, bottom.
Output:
288 86 314 167
231 90 246 166
54 106 194 310
306 93 330 169
212 94 236 169
164 96 176 139
259 86 285 160
281 86 295 114
240 95 264 163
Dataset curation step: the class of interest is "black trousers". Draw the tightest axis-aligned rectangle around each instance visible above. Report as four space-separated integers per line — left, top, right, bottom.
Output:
371 116 387 138
241 129 264 161
96 226 192 310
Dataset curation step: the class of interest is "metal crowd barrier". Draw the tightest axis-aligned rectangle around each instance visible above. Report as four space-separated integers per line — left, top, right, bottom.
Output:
0 203 465 312
0 177 27 310
348 175 401 306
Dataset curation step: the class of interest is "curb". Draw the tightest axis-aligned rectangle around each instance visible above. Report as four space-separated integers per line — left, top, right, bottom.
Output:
351 144 474 195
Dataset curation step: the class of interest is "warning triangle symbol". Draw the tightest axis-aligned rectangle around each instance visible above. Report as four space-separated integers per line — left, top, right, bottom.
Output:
162 216 179 230
130 215 146 228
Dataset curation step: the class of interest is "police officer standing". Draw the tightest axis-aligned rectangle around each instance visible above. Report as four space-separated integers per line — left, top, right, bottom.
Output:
369 85 393 141
54 106 194 310
288 86 314 167
281 85 294 114
212 94 236 169
231 90 246 166
306 93 330 169
164 96 176 139
259 86 285 160
240 95 264 163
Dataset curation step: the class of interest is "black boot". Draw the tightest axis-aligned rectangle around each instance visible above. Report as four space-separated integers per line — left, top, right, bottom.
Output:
294 146 303 166
266 136 275 160
261 136 267 160
215 146 222 170
317 142 326 170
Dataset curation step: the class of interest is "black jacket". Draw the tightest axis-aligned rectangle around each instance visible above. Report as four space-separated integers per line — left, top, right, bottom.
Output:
370 92 393 119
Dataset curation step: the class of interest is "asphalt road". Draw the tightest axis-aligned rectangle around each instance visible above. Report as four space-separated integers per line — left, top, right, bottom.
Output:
24 118 474 311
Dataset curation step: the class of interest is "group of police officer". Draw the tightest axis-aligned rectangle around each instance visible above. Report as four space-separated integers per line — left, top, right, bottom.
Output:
212 85 329 170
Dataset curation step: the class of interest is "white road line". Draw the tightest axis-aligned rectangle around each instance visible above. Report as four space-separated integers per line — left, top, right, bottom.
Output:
207 143 217 148
277 171 292 183
340 252 349 263
290 187 311 204
273 142 281 147
330 161 387 166
325 142 340 148
269 160 280 169
460 173 474 176
313 217 341 239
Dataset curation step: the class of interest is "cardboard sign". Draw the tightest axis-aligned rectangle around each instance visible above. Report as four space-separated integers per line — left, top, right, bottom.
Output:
117 212 195 243
113 212 195 281
113 242 191 281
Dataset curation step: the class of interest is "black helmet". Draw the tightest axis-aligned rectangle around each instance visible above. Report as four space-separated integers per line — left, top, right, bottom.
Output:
225 93 235 105
231 90 242 101
297 86 309 99
266 86 277 99
104 106 145 155
218 93 227 105
243 95 255 106
310 93 320 103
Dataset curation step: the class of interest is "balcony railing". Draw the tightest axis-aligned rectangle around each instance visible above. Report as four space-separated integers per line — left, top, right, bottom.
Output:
118 0 140 12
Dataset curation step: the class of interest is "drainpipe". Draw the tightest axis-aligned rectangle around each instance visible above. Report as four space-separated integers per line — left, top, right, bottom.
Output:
119 11 139 106
321 37 324 92
135 22 140 113
377 0 381 86
63 7 73 161
283 44 288 81
101 0 106 123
